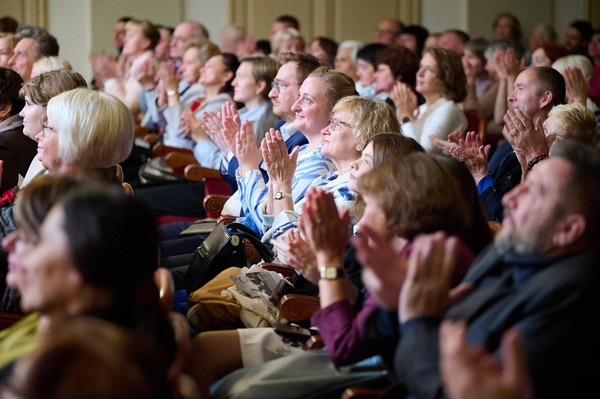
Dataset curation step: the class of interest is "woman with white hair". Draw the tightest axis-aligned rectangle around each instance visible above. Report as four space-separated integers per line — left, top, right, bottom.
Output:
334 40 362 81
37 88 134 177
551 54 599 113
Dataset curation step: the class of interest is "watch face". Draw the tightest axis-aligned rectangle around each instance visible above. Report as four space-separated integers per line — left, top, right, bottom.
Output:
325 268 337 279
275 192 282 199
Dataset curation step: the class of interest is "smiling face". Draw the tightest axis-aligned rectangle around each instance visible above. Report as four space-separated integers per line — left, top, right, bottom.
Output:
349 141 374 192
34 117 61 172
19 96 45 140
19 205 80 314
507 69 545 117
291 76 332 136
268 61 300 121
321 109 359 165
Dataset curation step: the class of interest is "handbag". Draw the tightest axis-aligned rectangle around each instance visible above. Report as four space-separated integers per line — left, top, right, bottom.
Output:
185 222 275 292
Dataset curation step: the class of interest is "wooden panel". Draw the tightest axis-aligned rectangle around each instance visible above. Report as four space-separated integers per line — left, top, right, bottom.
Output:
1 0 47 27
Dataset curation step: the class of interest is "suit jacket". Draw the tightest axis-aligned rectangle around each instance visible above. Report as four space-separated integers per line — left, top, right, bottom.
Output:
480 140 522 222
394 245 600 399
0 116 37 193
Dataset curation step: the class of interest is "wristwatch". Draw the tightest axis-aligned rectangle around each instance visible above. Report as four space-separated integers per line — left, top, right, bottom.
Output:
401 116 411 124
319 266 345 280
273 192 292 200
166 89 177 97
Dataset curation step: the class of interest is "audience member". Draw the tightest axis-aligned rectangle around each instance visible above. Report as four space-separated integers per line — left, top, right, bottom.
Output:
564 19 593 57
15 70 87 191
437 29 470 56
5 317 179 399
169 20 210 71
0 177 177 384
552 55 599 117
392 47 467 152
492 12 522 48
355 42 386 97
526 23 558 66
462 38 498 128
155 24 174 62
0 16 18 34
334 40 362 81
529 42 569 67
269 15 300 51
308 36 338 66
0 67 36 193
589 29 600 107
397 24 429 55
446 67 565 221
272 28 305 60
374 45 419 105
0 33 18 68
375 18 403 45
384 139 600 399
93 19 159 117
112 16 132 58
8 25 59 81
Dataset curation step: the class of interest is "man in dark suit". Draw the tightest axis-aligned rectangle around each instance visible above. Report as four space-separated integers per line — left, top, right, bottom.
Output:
0 67 37 193
360 139 600 399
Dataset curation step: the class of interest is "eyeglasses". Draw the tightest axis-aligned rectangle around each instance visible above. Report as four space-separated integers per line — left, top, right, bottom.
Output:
330 118 353 131
271 80 291 94
40 123 57 137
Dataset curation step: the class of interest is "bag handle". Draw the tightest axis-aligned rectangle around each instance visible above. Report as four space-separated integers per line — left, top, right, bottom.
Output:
227 222 275 263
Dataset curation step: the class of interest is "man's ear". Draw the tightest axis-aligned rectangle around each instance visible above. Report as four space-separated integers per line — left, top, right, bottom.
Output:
553 213 586 247
539 91 553 110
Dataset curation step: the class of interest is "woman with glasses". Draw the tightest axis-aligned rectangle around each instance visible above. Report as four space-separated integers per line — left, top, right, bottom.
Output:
392 47 468 152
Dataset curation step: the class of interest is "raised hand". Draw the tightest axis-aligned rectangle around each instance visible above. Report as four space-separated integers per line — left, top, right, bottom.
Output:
271 229 318 284
399 232 457 323
201 111 229 153
299 188 349 265
236 120 262 174
564 66 589 105
440 321 534 399
447 131 490 183
391 81 418 122
261 129 298 185
502 108 548 164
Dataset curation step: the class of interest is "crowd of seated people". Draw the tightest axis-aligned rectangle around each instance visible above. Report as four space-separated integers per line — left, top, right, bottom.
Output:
0 10 599 399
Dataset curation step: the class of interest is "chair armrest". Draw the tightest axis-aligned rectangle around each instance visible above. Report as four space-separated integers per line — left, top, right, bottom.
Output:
203 194 230 216
184 165 222 181
165 152 199 168
278 294 321 322
216 215 238 225
261 263 296 278
152 143 194 158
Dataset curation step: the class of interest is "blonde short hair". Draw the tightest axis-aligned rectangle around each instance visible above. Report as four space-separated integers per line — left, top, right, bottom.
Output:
548 103 598 147
47 88 134 169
